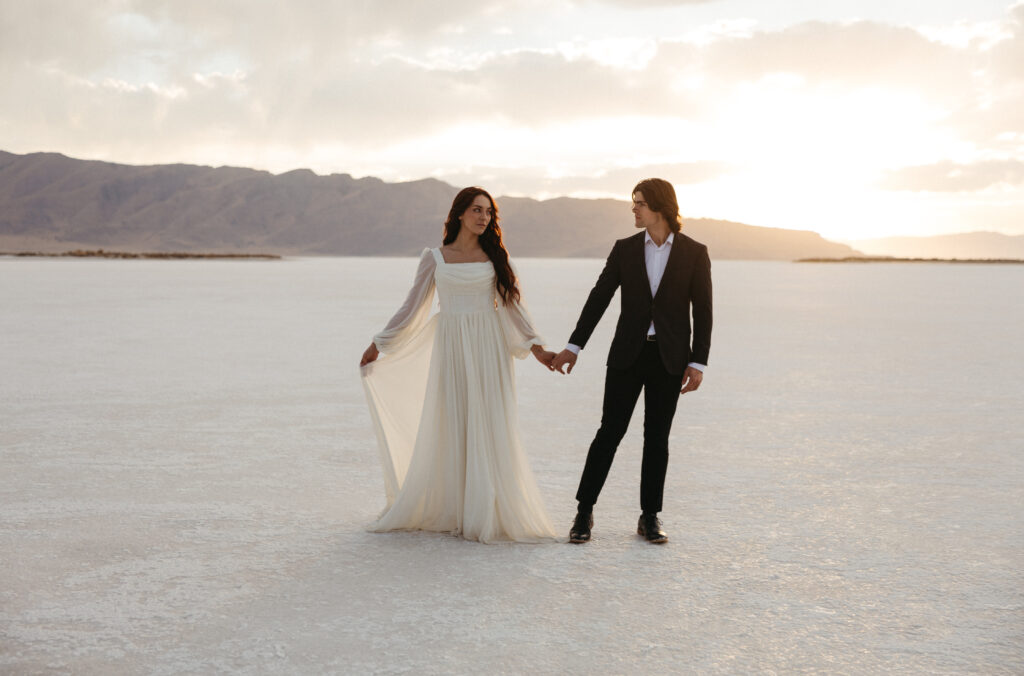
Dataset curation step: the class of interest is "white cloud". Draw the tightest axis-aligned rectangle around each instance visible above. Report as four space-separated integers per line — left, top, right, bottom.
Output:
879 160 1024 192
1 3 1010 147
691 20 979 104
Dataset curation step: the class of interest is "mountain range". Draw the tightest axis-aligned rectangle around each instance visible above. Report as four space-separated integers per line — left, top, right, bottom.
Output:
0 150 879 260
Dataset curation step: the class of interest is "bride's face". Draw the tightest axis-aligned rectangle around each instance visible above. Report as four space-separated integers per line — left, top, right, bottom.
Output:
459 195 493 237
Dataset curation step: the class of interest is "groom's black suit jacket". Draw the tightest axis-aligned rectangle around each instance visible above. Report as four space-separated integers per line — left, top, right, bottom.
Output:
568 230 712 376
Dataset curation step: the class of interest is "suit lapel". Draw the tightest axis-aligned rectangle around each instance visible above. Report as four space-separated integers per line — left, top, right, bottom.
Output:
654 234 688 301
637 232 652 300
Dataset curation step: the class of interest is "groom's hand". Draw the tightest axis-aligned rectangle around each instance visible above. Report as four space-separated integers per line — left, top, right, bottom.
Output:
552 349 577 374
679 366 703 394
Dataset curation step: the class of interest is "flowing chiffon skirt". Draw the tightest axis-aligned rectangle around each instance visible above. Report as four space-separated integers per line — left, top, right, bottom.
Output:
361 259 557 543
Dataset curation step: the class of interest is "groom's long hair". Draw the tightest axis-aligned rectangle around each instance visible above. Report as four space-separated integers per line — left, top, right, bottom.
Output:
634 178 682 233
443 187 521 306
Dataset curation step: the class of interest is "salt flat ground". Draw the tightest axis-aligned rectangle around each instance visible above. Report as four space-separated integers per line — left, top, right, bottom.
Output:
1 256 1022 675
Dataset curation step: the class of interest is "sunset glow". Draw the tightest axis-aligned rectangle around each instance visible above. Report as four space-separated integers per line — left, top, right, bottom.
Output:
2 0 1022 240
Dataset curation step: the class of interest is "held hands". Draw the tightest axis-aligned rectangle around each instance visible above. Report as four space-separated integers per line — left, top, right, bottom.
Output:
360 342 379 367
551 349 577 374
531 344 557 371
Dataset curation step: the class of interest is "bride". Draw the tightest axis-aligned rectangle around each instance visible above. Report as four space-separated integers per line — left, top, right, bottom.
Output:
359 187 559 543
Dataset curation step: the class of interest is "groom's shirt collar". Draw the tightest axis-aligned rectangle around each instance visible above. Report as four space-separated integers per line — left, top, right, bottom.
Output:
644 231 674 249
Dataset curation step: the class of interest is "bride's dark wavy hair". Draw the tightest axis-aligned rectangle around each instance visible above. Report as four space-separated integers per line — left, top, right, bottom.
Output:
442 187 520 306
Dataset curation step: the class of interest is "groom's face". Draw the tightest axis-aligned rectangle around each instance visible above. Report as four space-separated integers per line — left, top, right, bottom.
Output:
632 191 657 230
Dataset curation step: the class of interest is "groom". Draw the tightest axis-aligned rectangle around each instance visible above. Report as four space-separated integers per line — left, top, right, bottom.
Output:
552 178 712 544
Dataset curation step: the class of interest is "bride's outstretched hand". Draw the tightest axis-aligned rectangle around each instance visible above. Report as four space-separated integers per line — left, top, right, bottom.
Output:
530 345 556 371
360 342 379 367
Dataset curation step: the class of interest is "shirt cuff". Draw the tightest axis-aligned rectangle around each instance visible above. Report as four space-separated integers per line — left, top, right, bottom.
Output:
566 343 581 355
687 362 706 372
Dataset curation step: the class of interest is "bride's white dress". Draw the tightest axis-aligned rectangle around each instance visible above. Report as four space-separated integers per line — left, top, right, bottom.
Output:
360 248 557 543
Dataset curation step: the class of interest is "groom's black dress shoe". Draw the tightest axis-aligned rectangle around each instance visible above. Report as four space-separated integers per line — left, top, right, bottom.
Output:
569 511 593 544
637 513 668 544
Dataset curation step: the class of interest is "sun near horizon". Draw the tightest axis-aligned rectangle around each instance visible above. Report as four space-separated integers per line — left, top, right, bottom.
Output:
2 1 1022 242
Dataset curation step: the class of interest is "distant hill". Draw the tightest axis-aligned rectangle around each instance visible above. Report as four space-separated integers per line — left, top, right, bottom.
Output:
0 150 861 260
848 232 1024 260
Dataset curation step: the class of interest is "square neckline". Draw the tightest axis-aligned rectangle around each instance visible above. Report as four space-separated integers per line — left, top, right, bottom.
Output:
435 247 491 265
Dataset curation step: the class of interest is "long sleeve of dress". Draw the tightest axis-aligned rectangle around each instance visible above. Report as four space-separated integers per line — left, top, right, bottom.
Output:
362 248 438 506
496 260 545 359
373 248 437 354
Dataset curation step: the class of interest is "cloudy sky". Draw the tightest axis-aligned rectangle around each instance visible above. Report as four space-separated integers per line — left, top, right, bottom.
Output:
2 0 1023 240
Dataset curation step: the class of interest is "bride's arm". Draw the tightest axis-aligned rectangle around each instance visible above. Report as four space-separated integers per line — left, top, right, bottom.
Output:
496 259 551 362
361 249 437 364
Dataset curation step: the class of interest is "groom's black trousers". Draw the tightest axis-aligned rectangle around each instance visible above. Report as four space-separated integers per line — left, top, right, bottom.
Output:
575 339 685 514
